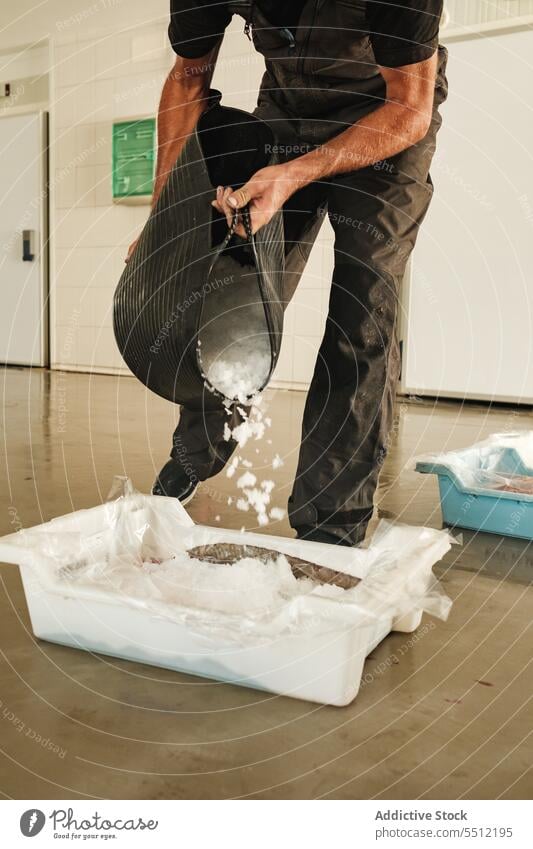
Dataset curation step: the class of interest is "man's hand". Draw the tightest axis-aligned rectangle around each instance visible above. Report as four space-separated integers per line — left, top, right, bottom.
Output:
211 164 298 236
125 237 139 263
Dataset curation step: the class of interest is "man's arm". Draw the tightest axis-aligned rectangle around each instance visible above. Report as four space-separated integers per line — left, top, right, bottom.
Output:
283 53 438 186
152 46 219 207
125 46 218 259
219 53 438 234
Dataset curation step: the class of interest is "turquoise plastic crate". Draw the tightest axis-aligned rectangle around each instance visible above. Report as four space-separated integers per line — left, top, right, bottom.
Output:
416 435 533 540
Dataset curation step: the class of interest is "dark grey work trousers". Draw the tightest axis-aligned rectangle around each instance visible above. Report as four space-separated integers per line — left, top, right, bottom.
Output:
169 84 446 545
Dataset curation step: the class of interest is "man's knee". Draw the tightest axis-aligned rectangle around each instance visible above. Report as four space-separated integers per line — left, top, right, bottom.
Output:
331 261 398 332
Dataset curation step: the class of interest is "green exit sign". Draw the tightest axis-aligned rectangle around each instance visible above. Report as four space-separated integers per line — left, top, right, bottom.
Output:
112 118 156 199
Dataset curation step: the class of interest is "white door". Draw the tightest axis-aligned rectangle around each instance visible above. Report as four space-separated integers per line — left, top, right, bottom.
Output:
0 112 48 366
401 29 533 403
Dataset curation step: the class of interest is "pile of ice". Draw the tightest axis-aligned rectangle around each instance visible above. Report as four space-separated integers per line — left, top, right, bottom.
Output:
143 553 304 614
76 550 313 617
206 348 271 404
197 251 272 404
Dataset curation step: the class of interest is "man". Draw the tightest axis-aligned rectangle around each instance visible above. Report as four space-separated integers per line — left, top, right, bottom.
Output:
143 0 447 546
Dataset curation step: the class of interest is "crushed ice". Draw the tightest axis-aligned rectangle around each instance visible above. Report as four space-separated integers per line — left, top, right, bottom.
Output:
200 352 286 528
141 553 304 615
204 346 271 405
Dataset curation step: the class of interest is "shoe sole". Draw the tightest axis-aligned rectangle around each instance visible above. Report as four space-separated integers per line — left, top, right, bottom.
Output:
151 483 198 504
180 484 198 506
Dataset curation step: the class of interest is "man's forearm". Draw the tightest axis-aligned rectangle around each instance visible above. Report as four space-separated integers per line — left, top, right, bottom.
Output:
285 102 429 188
284 55 438 191
152 48 219 207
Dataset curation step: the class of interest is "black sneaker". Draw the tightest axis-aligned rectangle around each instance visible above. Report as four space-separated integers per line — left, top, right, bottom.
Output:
152 459 198 505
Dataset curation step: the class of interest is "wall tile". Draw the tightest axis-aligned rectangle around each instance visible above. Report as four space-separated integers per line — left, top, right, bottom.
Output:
112 70 165 119
74 81 96 122
53 42 78 84
90 287 114 329
71 123 95 164
292 289 327 338
74 326 100 367
54 85 77 128
271 336 294 385
55 247 91 288
75 164 96 206
55 246 115 288
85 122 110 166
55 206 142 249
54 39 97 86
55 208 97 248
95 33 131 79
93 78 116 121
85 326 123 370
53 124 77 168
53 323 80 367
55 166 77 209
131 29 167 63
75 41 97 85
94 163 113 206
54 287 89 326
293 337 320 385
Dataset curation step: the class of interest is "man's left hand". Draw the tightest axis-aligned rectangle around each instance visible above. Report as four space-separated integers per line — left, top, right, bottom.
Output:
211 164 297 236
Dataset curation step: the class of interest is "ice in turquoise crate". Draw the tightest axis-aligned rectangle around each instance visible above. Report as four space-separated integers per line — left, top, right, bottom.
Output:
415 431 533 539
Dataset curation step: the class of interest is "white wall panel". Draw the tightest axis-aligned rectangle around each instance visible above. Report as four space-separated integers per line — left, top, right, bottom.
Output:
402 28 533 403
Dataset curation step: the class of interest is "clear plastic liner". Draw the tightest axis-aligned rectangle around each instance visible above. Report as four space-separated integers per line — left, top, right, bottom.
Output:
3 478 453 645
415 431 533 495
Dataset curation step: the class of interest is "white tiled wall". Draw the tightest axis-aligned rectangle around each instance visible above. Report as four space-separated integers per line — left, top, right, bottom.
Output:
50 21 173 373
444 0 533 29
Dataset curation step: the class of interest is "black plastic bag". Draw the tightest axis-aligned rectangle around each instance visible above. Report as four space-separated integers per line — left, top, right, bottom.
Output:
113 92 285 409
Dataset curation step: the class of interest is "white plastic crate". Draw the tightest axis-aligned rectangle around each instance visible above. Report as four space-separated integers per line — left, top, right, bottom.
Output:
0 493 452 706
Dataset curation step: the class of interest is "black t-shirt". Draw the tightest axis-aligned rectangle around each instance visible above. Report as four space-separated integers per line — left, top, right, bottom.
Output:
168 1 442 67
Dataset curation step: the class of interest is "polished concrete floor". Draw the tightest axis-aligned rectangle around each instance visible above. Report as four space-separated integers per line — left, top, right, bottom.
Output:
0 366 532 799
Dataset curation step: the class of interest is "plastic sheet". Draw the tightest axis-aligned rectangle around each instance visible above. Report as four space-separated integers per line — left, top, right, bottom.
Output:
415 431 533 495
1 478 453 646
